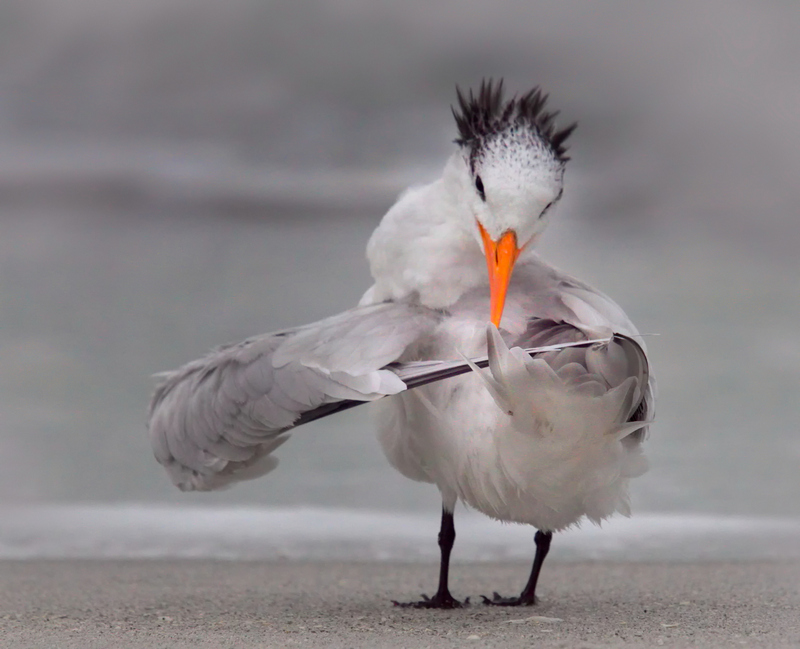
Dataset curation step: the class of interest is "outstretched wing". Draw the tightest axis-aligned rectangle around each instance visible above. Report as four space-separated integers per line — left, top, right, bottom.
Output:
148 302 440 491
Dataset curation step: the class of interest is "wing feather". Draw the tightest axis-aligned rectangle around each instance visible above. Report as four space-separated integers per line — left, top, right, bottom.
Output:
513 314 654 441
148 302 439 491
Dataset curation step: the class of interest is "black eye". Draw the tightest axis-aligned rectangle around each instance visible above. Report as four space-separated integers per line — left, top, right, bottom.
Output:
475 175 486 201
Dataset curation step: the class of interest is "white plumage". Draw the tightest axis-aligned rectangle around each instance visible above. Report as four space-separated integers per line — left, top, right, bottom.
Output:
370 259 653 531
148 80 655 608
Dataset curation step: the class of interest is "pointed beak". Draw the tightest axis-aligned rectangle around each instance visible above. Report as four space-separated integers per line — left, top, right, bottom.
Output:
477 221 522 327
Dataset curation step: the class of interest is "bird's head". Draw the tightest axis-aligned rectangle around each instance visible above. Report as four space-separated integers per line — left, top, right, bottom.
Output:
452 79 576 326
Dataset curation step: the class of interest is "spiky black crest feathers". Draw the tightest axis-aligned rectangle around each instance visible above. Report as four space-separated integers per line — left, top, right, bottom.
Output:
452 79 576 163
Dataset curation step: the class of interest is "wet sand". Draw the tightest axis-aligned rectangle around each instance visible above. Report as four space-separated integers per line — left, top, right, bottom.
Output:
1 560 798 648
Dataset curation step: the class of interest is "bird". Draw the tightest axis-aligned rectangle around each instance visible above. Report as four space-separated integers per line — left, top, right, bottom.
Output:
148 79 655 609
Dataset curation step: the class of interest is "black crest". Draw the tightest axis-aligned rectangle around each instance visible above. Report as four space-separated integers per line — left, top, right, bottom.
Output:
452 79 577 162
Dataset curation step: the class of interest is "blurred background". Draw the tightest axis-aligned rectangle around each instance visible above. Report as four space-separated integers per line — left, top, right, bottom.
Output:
0 0 798 557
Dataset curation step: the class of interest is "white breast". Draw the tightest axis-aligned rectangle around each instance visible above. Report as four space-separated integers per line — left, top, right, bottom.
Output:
374 257 652 531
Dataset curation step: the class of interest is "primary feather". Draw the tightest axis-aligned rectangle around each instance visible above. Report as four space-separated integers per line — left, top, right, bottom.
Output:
148 302 440 491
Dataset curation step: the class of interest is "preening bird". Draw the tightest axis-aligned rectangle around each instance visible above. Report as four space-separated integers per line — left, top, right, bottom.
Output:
148 80 655 608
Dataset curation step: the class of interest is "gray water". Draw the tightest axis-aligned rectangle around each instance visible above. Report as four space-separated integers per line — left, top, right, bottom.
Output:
0 1 798 556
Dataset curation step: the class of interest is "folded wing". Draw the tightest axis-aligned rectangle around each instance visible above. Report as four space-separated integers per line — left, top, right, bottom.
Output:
512 318 654 443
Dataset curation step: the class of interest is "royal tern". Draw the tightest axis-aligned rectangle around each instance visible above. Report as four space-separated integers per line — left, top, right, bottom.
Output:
148 80 655 608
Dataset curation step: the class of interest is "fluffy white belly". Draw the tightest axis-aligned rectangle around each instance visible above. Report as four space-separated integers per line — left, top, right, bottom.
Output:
376 366 646 532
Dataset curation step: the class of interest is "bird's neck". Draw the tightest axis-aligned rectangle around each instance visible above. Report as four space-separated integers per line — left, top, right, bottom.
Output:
361 155 488 309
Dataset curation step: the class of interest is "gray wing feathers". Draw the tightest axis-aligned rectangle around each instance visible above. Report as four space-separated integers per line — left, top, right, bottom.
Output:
515 266 656 436
520 264 640 340
514 318 654 441
149 302 437 492
273 303 434 373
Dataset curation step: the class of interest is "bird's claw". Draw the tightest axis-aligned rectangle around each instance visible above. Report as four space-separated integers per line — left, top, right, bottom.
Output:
480 591 538 607
393 593 469 609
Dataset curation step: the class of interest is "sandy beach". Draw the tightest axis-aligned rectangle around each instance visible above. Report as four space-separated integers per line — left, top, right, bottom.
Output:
1 560 797 648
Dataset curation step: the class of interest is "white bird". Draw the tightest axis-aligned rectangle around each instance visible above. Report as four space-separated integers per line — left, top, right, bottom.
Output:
148 80 655 608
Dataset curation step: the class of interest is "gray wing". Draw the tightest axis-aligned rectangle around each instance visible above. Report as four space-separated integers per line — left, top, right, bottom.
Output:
515 258 646 340
510 259 656 439
148 302 440 491
513 317 654 442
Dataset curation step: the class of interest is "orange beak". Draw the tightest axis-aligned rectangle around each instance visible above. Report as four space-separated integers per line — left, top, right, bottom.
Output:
477 221 522 327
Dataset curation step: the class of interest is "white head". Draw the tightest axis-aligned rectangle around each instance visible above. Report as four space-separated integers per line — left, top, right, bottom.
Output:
452 80 576 325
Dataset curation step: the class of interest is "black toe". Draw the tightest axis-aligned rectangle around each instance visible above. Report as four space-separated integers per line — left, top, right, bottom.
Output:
393 592 469 609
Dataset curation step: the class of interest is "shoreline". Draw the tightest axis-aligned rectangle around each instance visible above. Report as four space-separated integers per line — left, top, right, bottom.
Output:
1 559 798 648
4 505 800 562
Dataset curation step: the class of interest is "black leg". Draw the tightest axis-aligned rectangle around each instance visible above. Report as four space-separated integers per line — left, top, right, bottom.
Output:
393 508 467 609
482 530 552 606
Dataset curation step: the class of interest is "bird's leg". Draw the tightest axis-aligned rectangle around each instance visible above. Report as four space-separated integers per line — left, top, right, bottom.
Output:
393 507 467 609
482 530 552 606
